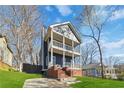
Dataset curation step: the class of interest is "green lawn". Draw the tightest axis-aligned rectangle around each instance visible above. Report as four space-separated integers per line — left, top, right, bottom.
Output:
0 70 41 88
71 77 124 88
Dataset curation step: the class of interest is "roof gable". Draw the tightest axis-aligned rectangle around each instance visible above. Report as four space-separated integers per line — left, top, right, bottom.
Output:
50 22 81 43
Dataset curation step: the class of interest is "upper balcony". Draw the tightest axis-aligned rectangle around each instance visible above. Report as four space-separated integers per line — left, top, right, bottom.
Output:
45 23 81 47
49 40 80 56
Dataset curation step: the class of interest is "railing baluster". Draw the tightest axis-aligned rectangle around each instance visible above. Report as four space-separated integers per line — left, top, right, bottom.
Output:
52 40 80 53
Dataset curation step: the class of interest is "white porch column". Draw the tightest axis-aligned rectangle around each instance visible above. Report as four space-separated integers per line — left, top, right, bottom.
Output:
80 44 82 69
47 39 49 67
63 36 65 67
72 41 74 69
51 30 53 66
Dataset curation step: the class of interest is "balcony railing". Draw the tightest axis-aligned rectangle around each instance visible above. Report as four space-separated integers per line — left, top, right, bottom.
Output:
53 40 63 48
52 40 80 53
65 44 72 51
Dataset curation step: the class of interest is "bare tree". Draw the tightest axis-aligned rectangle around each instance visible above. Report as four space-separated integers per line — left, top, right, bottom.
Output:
81 41 98 65
106 56 121 67
78 6 117 78
0 6 44 70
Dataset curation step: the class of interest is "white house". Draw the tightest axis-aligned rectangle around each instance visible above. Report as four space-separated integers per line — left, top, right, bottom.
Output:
0 35 13 66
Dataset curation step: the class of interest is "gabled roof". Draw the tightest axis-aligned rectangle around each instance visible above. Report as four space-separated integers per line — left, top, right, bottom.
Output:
83 63 107 69
49 21 82 43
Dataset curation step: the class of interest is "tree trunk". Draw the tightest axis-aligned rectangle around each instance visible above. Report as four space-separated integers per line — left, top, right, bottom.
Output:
92 37 104 78
96 41 104 78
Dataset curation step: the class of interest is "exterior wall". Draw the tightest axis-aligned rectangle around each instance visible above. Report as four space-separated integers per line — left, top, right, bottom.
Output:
6 49 13 66
83 69 102 77
104 68 117 79
0 38 13 66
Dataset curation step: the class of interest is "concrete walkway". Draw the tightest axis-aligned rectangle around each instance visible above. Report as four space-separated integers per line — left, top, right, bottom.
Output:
23 78 80 88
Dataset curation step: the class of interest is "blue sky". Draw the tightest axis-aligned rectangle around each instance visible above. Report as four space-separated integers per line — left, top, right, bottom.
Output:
39 5 124 60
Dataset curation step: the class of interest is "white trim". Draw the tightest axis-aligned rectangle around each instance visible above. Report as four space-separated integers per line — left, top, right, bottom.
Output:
47 39 49 67
63 36 65 67
50 21 70 28
51 30 53 66
80 44 82 68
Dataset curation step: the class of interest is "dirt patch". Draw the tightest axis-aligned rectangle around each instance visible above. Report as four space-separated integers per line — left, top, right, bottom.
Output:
0 60 12 71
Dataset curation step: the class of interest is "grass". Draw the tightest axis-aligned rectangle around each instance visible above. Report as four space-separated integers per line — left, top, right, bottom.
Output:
0 70 41 88
71 76 124 88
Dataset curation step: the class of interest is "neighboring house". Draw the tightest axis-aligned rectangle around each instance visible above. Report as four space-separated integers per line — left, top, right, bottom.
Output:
104 66 117 79
0 35 13 66
114 63 124 79
83 63 102 77
40 22 82 76
114 63 124 74
83 63 117 79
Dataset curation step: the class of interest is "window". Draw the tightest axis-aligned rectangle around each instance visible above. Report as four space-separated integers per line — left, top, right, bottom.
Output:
107 70 109 73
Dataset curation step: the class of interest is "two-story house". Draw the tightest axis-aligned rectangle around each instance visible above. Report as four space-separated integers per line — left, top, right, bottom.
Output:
41 22 82 76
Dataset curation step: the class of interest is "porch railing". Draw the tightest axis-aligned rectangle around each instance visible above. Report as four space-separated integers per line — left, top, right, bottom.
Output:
52 40 80 53
65 62 81 68
65 44 72 51
65 62 72 67
53 40 63 48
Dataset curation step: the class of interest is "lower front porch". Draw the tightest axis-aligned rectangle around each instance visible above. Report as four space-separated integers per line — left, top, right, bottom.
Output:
47 65 82 79
48 52 81 69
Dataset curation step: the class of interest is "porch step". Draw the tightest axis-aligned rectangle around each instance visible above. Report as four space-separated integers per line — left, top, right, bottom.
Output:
47 65 70 79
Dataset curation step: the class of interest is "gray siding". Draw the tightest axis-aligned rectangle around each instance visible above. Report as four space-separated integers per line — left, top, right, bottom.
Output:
44 41 48 69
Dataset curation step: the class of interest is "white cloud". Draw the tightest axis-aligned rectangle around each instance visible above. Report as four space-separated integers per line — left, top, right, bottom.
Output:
45 6 53 12
55 6 72 16
103 38 124 49
110 9 124 21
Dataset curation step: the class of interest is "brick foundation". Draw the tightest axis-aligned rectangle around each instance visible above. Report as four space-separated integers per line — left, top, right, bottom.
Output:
47 65 82 79
71 69 82 76
47 65 69 78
